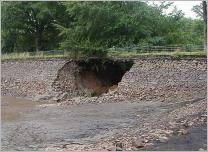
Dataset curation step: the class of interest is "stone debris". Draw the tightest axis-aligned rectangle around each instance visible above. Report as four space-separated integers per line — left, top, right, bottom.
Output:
198 148 205 151
132 139 144 148
1 60 67 101
115 142 123 149
1 58 207 151
178 129 189 135
119 58 206 103
107 146 116 151
158 136 169 143
116 147 123 151
2 58 206 106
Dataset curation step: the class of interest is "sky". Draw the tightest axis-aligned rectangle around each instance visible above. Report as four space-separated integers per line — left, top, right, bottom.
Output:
148 1 202 19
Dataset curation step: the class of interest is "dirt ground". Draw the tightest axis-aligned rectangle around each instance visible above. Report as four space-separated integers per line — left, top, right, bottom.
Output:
1 96 207 151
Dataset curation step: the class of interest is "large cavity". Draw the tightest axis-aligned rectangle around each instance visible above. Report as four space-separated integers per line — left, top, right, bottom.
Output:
76 58 134 96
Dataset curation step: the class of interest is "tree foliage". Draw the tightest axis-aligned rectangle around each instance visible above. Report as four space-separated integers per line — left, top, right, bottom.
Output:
192 1 207 50
2 1 64 52
1 1 205 55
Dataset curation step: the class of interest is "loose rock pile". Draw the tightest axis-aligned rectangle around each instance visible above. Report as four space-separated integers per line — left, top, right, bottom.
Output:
118 58 207 102
1 57 207 105
1 57 207 151
1 59 67 101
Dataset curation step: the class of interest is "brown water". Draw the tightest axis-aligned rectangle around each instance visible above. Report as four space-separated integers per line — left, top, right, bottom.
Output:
1 96 40 122
1 96 207 151
1 97 164 151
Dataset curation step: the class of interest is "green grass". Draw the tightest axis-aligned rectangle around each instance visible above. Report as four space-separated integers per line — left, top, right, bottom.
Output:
1 51 83 60
107 50 207 58
1 50 207 61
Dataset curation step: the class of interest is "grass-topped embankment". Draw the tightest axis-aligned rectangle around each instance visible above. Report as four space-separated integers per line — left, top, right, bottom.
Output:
107 50 207 58
1 52 63 61
1 50 207 61
1 51 82 61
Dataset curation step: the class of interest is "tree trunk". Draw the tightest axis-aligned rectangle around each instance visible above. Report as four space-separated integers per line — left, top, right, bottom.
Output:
35 33 42 52
35 37 39 52
203 1 207 51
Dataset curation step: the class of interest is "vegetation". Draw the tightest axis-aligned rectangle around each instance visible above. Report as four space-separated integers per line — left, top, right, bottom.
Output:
1 50 206 61
192 1 207 50
1 1 207 58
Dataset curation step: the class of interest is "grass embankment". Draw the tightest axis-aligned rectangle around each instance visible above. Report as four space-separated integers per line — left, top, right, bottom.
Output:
1 50 207 61
107 50 207 58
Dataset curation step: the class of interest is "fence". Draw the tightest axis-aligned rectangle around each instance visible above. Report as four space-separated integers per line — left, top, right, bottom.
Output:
109 45 204 52
1 45 206 60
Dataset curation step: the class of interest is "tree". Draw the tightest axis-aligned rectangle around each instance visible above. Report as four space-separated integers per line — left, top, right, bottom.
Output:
2 1 205 54
55 1 172 50
202 1 207 50
192 1 207 50
1 1 64 52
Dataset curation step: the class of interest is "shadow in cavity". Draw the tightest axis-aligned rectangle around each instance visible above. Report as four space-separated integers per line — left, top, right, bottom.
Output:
76 58 134 96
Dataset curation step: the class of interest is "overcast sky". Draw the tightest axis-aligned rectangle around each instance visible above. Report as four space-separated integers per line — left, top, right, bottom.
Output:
148 1 202 19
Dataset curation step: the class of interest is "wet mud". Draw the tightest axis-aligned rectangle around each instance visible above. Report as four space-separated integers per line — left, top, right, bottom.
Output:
1 96 207 151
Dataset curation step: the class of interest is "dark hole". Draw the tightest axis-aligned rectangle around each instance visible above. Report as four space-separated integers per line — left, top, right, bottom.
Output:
76 58 134 96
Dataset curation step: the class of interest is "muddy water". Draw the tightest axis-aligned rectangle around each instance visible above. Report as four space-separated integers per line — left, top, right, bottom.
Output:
1 96 163 151
1 96 207 151
1 96 40 122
